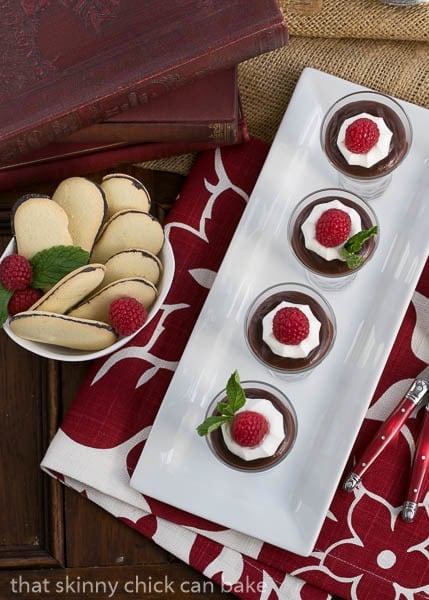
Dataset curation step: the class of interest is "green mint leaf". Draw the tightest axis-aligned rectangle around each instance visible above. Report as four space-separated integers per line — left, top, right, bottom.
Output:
216 401 235 417
196 415 232 436
30 245 90 291
339 226 378 270
344 226 378 254
339 248 364 270
226 370 246 413
196 370 247 437
0 284 13 328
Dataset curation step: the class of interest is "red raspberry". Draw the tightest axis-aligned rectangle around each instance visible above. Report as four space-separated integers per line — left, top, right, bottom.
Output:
315 208 351 248
8 288 43 316
230 410 269 447
108 296 148 336
0 254 32 291
344 117 380 154
272 307 310 345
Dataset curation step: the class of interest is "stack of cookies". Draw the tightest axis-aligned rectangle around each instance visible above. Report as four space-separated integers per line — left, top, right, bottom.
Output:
3 173 165 352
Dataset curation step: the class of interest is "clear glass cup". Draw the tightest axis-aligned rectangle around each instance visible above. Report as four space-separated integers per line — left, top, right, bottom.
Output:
288 188 379 291
204 380 297 472
320 90 412 200
244 282 336 378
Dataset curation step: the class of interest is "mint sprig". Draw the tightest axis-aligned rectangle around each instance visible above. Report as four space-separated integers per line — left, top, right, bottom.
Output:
30 245 90 291
197 370 246 436
0 284 13 327
339 226 378 270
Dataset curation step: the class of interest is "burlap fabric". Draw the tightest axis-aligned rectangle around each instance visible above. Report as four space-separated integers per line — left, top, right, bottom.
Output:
239 36 428 142
285 0 429 42
140 0 429 175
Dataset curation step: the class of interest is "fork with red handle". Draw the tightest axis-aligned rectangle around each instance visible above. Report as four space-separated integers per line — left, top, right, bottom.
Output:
342 365 429 523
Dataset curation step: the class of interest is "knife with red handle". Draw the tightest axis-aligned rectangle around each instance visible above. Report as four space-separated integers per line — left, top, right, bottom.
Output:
401 401 429 522
343 366 429 492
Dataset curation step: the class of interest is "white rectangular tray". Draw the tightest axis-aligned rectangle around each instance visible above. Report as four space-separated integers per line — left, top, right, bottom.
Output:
130 68 429 556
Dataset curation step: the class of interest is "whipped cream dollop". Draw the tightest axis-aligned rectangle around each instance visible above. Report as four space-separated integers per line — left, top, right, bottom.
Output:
262 301 320 358
337 113 393 168
221 397 285 461
301 199 362 261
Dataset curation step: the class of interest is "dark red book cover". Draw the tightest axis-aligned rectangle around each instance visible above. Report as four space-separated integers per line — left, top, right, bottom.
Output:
65 68 241 144
0 0 287 163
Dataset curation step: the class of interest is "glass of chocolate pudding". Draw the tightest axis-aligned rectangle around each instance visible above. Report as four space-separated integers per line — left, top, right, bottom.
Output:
245 282 336 377
204 380 297 472
288 188 379 290
321 91 412 200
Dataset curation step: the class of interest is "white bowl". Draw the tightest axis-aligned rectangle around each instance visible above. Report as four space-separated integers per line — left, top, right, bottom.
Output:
1 237 175 362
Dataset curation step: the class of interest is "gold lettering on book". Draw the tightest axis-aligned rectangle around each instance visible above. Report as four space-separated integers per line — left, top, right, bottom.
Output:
209 123 234 142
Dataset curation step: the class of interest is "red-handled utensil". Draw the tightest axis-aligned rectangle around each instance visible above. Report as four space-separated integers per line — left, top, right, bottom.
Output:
401 401 429 522
343 366 429 493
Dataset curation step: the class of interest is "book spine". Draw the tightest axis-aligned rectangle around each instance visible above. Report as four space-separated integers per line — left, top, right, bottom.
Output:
0 21 287 163
0 139 249 192
64 120 239 145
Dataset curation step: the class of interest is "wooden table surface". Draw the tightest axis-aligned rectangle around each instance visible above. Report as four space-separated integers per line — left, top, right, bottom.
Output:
0 167 236 599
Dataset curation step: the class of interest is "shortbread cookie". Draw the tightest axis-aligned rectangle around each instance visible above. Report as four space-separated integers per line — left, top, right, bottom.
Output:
30 264 106 314
12 195 73 259
91 210 164 263
101 173 151 218
52 177 107 252
103 249 162 286
9 312 117 351
68 277 157 323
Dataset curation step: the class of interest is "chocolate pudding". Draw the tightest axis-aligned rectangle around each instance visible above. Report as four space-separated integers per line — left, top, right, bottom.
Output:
291 196 377 276
208 386 297 471
246 290 334 372
324 99 408 178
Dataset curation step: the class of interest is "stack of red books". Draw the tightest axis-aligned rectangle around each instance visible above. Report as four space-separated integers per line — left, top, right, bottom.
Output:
0 0 288 189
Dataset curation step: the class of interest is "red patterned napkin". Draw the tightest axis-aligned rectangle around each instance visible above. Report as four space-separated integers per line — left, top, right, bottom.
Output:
42 139 429 600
